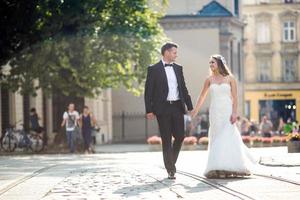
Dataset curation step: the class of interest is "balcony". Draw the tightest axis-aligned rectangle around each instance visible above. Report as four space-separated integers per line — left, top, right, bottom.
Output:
281 41 299 54
254 43 273 56
282 76 299 82
245 78 300 91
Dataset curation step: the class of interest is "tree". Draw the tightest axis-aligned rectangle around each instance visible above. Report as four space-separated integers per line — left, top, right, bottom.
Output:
0 0 167 96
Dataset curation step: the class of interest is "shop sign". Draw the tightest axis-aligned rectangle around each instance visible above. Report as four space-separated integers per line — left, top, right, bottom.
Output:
263 92 293 98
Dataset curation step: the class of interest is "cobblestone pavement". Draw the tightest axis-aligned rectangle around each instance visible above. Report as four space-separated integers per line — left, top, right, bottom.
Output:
0 147 299 200
43 165 180 200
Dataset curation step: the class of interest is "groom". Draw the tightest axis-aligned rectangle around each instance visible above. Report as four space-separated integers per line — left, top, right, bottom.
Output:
144 42 193 179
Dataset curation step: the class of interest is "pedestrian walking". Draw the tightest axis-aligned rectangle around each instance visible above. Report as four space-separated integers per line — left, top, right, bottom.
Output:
61 103 80 153
79 106 96 154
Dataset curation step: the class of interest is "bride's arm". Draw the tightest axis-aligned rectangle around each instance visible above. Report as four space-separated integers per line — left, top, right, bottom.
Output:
191 78 210 117
230 76 238 124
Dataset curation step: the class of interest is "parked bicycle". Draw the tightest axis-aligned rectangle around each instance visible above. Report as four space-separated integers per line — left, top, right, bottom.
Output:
1 125 18 152
1 122 44 153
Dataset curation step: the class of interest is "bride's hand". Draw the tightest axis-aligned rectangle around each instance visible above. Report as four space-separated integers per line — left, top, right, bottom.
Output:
230 113 237 124
190 109 198 118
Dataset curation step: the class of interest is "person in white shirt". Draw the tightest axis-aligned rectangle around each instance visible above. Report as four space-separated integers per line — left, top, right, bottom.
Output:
61 103 80 153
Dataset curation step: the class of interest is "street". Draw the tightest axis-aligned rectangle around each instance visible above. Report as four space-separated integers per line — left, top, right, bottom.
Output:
0 146 299 200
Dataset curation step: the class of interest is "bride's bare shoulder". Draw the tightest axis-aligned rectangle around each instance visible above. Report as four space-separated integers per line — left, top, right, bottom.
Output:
227 74 235 80
202 76 212 88
206 76 213 83
227 75 237 84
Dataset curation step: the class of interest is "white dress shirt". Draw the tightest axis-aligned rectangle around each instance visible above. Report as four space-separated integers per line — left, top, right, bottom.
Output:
161 59 180 101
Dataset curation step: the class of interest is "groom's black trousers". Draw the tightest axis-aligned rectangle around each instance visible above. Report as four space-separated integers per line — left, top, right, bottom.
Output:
156 100 185 173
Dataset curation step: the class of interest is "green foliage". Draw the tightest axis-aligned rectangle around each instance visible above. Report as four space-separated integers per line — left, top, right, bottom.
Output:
0 0 168 97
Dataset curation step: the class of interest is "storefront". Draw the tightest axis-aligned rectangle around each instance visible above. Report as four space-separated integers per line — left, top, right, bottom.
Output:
245 90 300 127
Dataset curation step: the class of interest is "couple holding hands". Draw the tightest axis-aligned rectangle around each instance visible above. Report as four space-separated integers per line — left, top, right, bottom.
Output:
144 42 255 179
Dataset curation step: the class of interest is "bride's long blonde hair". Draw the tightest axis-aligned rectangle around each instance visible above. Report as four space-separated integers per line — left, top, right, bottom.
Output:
210 54 232 76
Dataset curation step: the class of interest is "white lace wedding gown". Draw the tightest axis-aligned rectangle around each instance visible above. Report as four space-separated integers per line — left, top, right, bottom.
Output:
203 82 255 177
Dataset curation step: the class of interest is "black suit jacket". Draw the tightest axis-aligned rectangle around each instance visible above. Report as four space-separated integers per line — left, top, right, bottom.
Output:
144 60 193 115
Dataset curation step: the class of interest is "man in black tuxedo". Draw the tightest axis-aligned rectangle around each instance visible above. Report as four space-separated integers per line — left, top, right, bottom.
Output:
144 42 193 179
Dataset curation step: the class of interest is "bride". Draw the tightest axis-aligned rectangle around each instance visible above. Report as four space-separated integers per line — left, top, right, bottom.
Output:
191 54 255 178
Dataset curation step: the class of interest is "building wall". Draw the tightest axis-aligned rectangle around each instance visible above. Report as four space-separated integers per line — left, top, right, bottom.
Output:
10 92 23 126
45 97 54 142
166 0 239 16
164 28 220 107
30 83 44 127
243 1 300 124
244 0 300 5
244 3 300 83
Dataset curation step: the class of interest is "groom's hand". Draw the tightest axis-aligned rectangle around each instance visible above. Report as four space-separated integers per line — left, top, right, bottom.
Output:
190 109 197 118
146 113 156 120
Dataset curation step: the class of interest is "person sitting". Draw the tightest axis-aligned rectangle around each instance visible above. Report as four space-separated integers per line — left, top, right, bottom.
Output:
30 108 43 133
259 115 273 137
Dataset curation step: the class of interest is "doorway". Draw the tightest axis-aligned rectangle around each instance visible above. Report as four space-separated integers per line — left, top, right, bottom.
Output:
259 99 296 129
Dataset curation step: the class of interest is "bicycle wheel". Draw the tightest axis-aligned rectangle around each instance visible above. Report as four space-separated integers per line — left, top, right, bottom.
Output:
30 135 44 153
1 134 17 152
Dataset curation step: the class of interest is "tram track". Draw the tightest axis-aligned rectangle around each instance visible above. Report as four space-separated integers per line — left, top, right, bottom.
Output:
177 170 257 200
0 164 59 196
174 170 300 199
252 173 300 186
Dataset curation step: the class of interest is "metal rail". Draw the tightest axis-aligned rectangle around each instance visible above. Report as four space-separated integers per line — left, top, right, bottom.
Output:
0 164 58 196
177 170 257 200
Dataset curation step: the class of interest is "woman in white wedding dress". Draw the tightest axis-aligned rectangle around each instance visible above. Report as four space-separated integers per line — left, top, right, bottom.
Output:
191 55 255 178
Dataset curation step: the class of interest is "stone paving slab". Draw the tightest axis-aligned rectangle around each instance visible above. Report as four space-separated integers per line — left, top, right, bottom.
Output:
259 154 300 167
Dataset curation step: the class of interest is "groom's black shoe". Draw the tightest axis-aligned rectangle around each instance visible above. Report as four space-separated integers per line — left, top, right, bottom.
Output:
168 171 176 180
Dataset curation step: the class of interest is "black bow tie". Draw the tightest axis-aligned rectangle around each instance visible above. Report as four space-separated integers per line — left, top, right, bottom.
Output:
164 63 173 67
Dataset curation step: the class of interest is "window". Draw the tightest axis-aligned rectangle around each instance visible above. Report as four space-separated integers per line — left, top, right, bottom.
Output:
245 101 250 120
259 0 269 3
284 0 294 3
257 58 271 82
257 22 270 43
230 40 233 71
283 21 296 42
283 58 297 81
234 0 239 16
237 42 242 81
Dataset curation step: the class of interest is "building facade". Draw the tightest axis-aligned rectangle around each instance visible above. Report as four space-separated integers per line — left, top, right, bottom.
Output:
243 0 300 128
112 0 244 142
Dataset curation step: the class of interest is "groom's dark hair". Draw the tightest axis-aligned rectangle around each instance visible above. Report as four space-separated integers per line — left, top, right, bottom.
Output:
161 42 178 55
